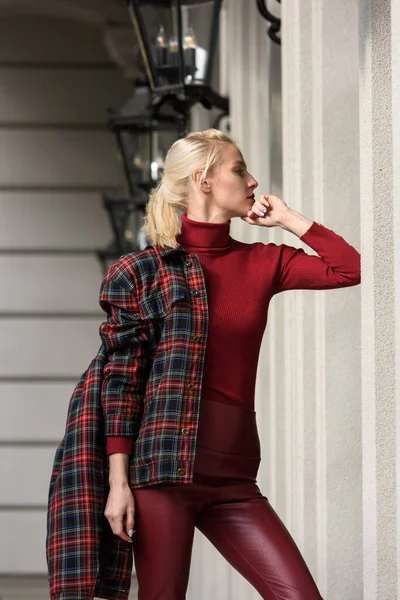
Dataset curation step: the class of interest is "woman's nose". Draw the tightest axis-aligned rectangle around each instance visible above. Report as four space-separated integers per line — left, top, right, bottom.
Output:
249 177 258 190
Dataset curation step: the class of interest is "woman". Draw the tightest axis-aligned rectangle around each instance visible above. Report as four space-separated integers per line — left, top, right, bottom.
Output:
101 129 360 599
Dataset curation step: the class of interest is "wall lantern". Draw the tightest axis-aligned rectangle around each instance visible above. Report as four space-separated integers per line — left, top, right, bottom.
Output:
96 192 149 273
126 0 228 118
256 0 281 45
99 87 181 272
107 92 182 198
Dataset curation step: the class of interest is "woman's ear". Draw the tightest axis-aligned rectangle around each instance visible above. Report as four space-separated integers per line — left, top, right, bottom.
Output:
192 169 211 193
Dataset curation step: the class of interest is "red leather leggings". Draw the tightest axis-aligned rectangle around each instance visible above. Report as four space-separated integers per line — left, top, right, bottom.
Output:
132 401 323 600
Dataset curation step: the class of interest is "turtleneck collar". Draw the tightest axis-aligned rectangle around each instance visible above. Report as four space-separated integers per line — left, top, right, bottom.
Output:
176 213 232 251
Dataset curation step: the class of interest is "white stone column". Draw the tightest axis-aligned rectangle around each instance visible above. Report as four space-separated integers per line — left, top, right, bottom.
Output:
188 1 274 598
359 1 399 599
279 1 362 599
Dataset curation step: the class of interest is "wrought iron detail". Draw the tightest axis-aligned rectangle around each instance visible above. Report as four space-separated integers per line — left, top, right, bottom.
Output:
256 0 281 46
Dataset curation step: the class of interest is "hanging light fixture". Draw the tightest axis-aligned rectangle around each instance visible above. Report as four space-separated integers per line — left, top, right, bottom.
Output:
96 192 149 273
97 86 183 272
107 85 184 197
126 0 229 119
107 109 183 197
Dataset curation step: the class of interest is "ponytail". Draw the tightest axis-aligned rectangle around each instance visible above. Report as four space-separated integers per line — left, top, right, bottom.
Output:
141 180 182 249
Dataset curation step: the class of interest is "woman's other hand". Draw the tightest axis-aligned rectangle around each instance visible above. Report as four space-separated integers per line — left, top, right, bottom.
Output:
106 453 135 542
104 481 135 543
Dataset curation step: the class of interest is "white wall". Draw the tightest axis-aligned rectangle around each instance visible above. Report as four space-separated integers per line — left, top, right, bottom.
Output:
0 15 130 574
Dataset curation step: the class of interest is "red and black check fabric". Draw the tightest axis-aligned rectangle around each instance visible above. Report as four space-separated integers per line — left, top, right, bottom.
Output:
46 243 211 600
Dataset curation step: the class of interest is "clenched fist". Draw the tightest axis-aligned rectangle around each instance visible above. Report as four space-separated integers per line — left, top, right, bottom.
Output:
241 194 289 228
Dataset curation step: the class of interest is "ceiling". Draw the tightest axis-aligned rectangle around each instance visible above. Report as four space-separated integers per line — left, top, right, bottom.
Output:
0 0 128 25
0 0 144 79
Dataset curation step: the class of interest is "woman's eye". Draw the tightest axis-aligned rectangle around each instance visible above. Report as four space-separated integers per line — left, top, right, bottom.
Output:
236 169 245 175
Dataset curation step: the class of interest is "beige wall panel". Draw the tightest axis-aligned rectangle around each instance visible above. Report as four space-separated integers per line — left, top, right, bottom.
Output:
0 68 130 124
0 10 134 580
0 383 76 441
0 130 121 187
0 511 48 572
0 447 57 506
0 192 111 250
0 256 104 313
0 319 102 377
0 16 111 63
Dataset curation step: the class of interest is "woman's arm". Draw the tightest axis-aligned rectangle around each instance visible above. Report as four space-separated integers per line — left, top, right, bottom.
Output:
108 453 130 486
245 196 361 293
278 208 314 237
266 208 361 294
99 261 151 477
99 261 151 541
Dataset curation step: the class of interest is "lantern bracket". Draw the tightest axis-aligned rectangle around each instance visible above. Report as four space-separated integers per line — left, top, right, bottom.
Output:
151 84 228 113
256 0 281 46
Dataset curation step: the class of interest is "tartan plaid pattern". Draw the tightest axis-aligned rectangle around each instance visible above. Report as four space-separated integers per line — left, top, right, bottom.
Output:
98 244 210 488
46 347 134 600
46 224 361 599
46 243 207 600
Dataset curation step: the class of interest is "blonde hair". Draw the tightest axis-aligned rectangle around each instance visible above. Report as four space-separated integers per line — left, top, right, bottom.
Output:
141 128 238 249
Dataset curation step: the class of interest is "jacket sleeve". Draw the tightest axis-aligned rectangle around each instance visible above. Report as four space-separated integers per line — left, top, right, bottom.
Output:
99 263 150 456
268 221 361 294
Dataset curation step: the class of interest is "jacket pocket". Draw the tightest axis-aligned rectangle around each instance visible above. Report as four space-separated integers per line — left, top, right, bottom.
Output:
138 286 188 321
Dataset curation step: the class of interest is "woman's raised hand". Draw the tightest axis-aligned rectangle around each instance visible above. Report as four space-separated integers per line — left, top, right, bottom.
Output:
242 194 289 228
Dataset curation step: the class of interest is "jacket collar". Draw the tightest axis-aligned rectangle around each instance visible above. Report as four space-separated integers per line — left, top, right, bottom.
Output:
149 244 189 259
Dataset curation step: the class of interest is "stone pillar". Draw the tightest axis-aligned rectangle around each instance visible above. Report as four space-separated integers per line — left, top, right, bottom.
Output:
280 1 362 598
188 2 275 598
359 1 399 598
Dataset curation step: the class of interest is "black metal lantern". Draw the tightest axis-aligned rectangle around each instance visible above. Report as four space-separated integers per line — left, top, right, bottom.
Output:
99 87 182 272
107 88 183 197
126 0 228 117
96 192 149 273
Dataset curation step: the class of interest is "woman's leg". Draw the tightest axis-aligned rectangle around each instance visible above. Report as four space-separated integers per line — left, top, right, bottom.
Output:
133 484 197 600
196 493 323 600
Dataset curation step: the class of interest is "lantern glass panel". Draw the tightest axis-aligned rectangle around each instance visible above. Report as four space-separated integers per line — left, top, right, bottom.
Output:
131 0 219 88
121 127 177 191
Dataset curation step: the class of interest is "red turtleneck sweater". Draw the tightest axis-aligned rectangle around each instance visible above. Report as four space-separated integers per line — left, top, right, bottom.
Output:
107 214 361 455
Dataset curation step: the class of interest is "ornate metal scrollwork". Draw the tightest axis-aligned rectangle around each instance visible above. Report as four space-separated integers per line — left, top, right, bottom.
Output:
256 0 281 46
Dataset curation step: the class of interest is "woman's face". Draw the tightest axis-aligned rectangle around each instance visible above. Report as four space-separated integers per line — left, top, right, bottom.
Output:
208 144 258 218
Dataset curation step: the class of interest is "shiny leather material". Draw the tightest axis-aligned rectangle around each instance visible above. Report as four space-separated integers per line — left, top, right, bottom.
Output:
132 400 323 600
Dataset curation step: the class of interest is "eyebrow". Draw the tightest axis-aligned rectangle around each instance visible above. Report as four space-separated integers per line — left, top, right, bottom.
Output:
232 160 247 169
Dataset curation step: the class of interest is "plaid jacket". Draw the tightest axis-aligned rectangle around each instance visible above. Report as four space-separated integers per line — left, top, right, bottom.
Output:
46 242 209 600
46 223 361 600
